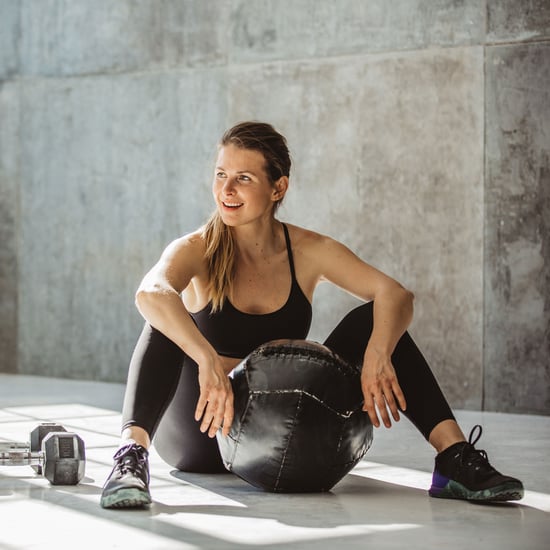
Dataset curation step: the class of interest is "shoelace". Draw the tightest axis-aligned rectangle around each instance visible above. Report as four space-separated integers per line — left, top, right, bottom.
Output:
458 425 495 472
113 444 148 477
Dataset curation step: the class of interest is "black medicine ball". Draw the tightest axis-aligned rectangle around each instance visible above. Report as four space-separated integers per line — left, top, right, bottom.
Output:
216 339 373 492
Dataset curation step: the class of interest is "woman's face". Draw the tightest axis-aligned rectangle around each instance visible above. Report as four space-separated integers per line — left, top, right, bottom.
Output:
213 144 285 227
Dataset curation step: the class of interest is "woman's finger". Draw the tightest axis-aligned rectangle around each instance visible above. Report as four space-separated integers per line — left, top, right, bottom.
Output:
382 385 400 422
392 380 407 411
197 400 220 436
194 392 208 422
208 398 226 438
222 392 234 437
207 419 221 438
362 390 380 428
375 392 392 428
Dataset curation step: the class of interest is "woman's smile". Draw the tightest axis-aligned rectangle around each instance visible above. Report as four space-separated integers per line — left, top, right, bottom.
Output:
222 201 243 209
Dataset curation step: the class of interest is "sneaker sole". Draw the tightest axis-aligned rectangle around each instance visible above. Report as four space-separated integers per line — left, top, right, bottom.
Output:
100 488 152 509
429 479 524 502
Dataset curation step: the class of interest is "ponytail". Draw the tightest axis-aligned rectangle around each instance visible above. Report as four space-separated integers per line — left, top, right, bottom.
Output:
202 211 235 312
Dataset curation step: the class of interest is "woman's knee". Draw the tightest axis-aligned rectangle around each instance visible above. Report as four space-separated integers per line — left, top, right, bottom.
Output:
154 420 225 473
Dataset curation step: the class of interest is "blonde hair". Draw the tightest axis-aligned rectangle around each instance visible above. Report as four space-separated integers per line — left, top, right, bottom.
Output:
203 121 291 311
202 211 235 312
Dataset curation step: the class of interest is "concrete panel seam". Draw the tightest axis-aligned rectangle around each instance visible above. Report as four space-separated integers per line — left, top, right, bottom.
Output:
485 37 550 48
225 44 485 74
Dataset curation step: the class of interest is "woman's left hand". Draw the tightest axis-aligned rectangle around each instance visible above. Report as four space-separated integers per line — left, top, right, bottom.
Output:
360 346 407 428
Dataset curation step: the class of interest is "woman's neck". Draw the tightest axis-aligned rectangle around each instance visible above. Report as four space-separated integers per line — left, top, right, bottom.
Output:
232 219 284 263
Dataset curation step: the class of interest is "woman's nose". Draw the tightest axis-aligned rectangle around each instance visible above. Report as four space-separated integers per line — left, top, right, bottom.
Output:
222 178 236 194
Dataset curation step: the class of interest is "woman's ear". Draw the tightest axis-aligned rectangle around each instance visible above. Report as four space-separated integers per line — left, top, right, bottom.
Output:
272 176 289 201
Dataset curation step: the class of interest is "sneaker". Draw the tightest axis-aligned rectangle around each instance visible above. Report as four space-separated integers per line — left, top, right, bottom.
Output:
429 425 524 502
100 443 152 509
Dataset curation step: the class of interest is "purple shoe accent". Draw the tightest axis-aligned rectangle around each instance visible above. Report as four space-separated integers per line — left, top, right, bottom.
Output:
430 470 450 492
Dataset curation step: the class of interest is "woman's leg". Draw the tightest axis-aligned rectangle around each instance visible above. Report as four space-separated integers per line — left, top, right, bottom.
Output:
122 323 225 472
121 323 184 439
322 302 459 444
153 354 226 473
322 302 524 502
102 323 224 508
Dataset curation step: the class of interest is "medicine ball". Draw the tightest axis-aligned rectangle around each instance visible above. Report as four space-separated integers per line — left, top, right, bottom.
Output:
216 339 373 493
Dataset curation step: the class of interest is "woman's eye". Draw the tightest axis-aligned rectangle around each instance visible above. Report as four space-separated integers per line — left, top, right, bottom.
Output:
239 175 251 182
216 172 226 178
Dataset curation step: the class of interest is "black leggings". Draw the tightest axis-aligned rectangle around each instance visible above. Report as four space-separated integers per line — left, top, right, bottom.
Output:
121 302 455 473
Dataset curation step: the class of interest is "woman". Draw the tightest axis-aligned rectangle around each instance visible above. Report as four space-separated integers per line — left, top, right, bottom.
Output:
100 121 523 508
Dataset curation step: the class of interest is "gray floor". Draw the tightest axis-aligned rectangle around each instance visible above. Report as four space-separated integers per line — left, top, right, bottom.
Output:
1 373 548 550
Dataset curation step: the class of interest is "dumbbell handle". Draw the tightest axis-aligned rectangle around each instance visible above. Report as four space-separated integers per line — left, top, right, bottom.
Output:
0 448 43 466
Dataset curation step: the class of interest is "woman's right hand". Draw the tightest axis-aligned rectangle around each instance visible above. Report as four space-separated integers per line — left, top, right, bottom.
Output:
194 357 234 438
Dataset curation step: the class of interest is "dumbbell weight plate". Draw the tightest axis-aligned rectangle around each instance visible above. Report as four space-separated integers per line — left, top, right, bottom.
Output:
30 424 66 475
42 432 86 485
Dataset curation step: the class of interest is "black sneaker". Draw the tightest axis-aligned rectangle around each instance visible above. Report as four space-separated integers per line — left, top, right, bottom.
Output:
429 425 524 502
100 443 152 509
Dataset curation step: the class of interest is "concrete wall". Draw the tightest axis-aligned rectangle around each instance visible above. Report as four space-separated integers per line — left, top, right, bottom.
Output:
484 4 550 414
0 1 548 415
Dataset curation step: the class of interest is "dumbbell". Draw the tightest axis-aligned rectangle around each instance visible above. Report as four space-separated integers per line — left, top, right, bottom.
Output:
0 423 86 485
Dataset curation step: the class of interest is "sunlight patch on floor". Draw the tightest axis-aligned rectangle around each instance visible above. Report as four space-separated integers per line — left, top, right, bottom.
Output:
159 512 420 545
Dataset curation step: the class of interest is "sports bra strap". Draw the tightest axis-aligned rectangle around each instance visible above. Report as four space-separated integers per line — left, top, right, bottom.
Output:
282 223 296 281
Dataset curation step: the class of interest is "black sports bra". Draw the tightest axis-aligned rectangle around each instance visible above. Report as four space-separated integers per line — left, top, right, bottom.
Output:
190 224 312 358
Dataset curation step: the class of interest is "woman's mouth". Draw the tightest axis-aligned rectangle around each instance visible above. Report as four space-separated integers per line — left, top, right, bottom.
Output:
222 201 243 209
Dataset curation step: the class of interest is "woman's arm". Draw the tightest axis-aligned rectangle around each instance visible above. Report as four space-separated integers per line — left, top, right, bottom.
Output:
135 234 233 437
305 232 414 429
360 284 413 429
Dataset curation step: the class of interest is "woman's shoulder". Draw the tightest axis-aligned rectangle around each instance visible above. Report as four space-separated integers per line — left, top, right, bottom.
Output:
284 222 338 251
159 228 208 264
282 222 352 288
168 228 205 249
